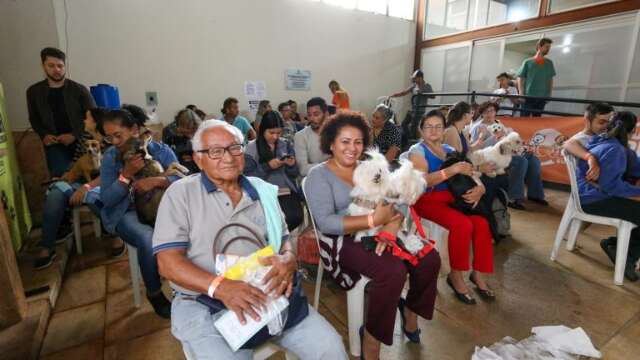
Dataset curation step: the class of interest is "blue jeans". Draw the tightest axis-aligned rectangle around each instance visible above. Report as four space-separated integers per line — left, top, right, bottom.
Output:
508 153 545 201
171 294 348 360
44 144 75 177
115 210 161 293
39 181 102 252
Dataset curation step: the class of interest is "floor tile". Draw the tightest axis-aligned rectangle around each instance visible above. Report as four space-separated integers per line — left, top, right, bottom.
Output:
40 302 105 355
107 260 133 294
104 288 170 345
42 338 104 360
601 313 640 359
55 265 106 313
103 328 183 360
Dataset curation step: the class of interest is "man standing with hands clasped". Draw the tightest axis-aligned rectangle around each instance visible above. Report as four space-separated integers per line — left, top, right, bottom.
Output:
27 47 96 177
516 38 556 117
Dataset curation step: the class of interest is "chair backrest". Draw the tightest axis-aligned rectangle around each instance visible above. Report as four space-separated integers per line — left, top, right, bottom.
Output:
399 151 409 162
300 177 324 263
561 149 584 213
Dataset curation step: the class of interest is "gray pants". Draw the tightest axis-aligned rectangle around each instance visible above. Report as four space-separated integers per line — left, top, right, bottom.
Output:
171 294 348 360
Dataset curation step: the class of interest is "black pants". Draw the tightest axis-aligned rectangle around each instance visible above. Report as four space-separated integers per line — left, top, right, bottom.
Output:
480 174 509 239
521 98 547 117
278 193 304 231
582 197 640 261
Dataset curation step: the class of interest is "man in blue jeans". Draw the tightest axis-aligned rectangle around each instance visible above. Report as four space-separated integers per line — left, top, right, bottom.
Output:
508 152 547 210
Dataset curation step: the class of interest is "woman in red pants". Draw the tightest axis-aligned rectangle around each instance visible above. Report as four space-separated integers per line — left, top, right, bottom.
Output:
408 109 495 305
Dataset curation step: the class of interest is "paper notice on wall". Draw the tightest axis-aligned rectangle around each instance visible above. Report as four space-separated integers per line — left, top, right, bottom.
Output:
285 69 311 91
244 81 267 117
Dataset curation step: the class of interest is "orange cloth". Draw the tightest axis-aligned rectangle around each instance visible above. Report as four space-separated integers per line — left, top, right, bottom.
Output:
332 90 350 109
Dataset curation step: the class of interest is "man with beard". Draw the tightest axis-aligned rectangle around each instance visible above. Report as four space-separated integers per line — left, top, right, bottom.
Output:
27 47 96 177
516 38 556 117
294 97 330 176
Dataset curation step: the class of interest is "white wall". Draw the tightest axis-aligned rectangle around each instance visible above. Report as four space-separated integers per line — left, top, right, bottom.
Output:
0 0 417 130
0 0 60 130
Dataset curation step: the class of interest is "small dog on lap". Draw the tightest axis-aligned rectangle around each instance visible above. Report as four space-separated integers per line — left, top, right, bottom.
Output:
440 152 481 215
118 137 189 225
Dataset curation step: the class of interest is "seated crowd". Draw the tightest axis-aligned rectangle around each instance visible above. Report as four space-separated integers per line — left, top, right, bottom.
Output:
29 46 640 359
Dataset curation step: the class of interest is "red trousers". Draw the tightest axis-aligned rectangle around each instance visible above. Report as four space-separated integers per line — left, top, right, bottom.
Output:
414 190 494 273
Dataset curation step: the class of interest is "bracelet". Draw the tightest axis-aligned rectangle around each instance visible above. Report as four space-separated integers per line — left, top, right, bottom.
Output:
119 174 131 186
367 213 375 229
583 153 592 161
82 183 92 191
440 169 448 180
207 276 224 298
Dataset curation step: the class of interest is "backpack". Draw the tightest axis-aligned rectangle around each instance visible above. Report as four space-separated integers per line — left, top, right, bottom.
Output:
492 188 511 236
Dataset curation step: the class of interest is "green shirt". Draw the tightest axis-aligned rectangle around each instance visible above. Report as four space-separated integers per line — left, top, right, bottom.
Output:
516 57 556 97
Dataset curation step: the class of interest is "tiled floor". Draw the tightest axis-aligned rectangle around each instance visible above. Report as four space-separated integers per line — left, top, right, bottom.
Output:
33 189 640 359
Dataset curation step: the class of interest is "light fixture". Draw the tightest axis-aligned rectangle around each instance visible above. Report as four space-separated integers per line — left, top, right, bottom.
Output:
563 34 573 46
562 47 570 54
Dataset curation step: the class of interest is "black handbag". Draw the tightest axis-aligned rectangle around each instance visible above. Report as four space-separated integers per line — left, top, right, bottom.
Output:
195 222 309 350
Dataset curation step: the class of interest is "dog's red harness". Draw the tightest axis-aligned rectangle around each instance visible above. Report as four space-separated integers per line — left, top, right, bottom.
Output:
373 206 436 266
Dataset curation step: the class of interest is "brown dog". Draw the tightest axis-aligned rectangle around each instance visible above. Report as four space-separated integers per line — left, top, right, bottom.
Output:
59 139 102 183
117 136 188 225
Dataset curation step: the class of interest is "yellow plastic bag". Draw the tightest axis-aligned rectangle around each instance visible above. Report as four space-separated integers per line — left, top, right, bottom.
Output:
223 246 274 280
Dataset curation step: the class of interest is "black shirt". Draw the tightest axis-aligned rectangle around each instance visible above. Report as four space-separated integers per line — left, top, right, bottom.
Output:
373 121 402 156
47 87 72 135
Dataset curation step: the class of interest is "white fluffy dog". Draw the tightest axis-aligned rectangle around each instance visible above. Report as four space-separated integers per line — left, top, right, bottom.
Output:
347 149 391 242
487 120 506 135
469 132 524 178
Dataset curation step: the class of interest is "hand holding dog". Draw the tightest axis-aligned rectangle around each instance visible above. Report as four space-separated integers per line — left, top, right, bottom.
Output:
122 154 145 178
462 185 485 205
133 177 167 193
373 202 397 226
478 162 497 174
586 156 600 181
451 161 474 177
56 133 76 146
69 187 87 206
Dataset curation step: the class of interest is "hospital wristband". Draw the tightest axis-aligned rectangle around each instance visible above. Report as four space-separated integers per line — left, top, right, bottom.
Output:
207 276 224 298
119 174 131 186
583 153 593 161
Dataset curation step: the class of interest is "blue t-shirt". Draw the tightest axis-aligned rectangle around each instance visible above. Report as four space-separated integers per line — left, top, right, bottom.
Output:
409 141 455 191
232 116 253 144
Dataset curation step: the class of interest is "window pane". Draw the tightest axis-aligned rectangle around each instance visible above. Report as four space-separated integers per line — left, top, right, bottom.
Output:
487 1 507 25
389 0 415 20
506 0 538 22
470 42 502 93
549 0 615 14
630 26 640 84
468 0 489 29
357 0 387 14
447 0 469 31
421 48 447 104
444 46 471 103
323 0 357 9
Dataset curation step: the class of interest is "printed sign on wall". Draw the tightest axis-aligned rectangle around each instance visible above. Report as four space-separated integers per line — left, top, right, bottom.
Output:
285 69 311 91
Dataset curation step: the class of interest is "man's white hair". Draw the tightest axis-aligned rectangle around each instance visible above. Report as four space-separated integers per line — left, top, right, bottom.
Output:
192 119 244 153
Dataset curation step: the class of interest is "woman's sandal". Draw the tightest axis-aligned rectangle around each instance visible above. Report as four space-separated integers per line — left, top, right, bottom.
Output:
469 272 496 301
398 298 421 343
446 275 476 305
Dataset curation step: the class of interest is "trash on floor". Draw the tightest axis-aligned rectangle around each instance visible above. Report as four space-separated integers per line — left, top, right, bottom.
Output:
471 325 601 359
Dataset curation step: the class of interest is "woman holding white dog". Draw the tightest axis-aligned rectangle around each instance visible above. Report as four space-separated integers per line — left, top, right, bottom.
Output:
471 101 547 210
305 111 441 360
410 110 495 305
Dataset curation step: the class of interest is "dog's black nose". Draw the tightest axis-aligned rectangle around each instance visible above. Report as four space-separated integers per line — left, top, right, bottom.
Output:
373 173 381 183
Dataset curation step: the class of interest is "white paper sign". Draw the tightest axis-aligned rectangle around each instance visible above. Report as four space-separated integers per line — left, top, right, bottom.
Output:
285 69 311 91
244 81 267 116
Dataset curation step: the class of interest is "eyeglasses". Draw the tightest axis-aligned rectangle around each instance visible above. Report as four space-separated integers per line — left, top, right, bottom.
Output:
196 144 244 159
103 132 124 144
423 125 444 131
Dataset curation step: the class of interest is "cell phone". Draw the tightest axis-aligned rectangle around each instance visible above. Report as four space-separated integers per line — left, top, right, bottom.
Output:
279 154 292 160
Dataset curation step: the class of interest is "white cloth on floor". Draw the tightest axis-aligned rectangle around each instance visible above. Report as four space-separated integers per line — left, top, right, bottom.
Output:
472 325 601 360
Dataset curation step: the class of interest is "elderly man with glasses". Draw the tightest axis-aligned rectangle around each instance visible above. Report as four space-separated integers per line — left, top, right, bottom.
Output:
152 119 347 359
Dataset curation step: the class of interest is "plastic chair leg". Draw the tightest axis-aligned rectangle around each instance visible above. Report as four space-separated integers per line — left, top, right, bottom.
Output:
313 262 323 310
72 207 83 254
346 278 369 357
566 219 582 251
614 223 633 286
551 205 574 260
93 216 102 239
127 244 142 307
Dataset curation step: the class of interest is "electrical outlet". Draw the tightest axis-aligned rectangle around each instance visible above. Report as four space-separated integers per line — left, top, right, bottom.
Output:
145 91 158 107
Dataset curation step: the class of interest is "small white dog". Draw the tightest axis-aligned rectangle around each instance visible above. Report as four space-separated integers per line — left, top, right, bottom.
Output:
469 132 524 177
487 120 506 135
348 149 391 242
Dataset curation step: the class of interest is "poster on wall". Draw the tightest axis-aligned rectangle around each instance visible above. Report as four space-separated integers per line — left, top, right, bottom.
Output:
285 69 311 91
0 82 32 251
244 81 267 116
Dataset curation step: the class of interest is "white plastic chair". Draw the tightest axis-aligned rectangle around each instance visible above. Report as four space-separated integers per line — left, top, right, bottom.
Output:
301 177 371 357
71 205 101 254
551 151 636 285
126 244 143 307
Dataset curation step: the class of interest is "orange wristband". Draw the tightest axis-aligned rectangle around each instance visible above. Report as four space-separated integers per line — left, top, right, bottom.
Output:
367 213 375 229
440 170 448 180
207 276 224 298
583 153 592 161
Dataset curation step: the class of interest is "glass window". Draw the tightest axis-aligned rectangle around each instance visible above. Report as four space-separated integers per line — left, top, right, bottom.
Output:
470 41 502 92
424 0 537 39
388 0 415 20
357 0 387 14
549 0 618 14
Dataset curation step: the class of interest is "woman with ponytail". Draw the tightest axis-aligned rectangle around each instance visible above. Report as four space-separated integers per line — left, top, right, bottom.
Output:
578 111 640 281
244 110 303 231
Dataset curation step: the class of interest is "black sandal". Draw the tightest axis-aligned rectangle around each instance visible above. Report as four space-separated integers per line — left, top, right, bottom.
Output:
469 272 496 301
446 275 476 305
